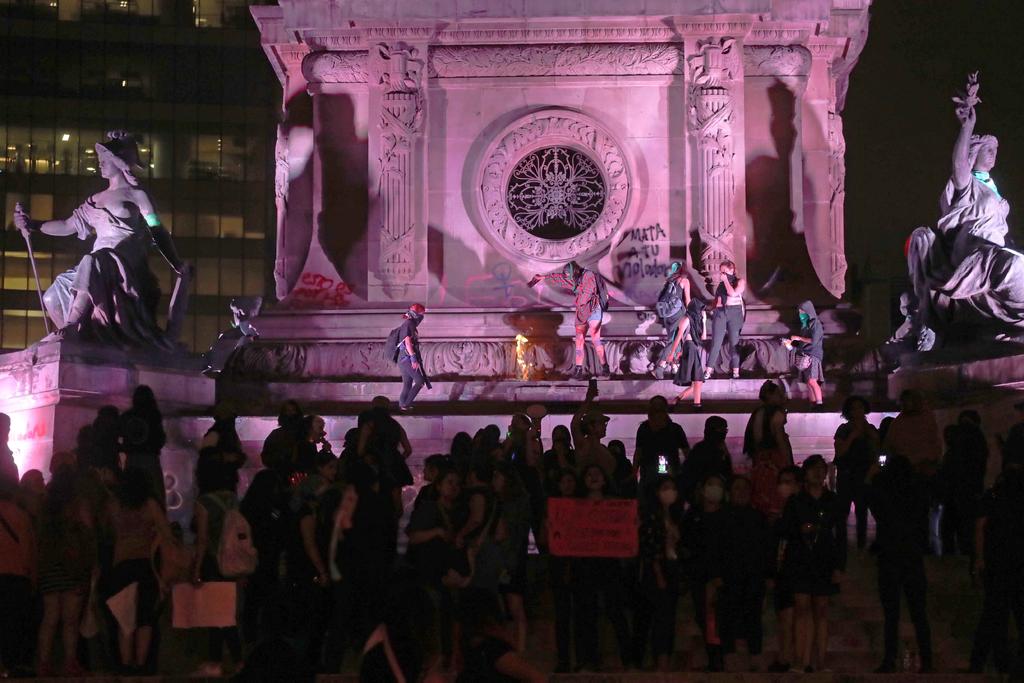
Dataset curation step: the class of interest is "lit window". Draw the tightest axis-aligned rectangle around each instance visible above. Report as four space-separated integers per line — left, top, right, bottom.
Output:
61 133 71 142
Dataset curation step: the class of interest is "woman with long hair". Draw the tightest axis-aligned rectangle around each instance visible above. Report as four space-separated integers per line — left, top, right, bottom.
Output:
744 381 794 518
573 465 632 671
36 465 97 677
779 455 846 673
632 475 684 671
493 461 531 652
529 261 610 378
119 385 167 506
105 467 174 673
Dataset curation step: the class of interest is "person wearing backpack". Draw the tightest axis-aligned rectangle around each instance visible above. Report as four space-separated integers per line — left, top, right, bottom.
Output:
388 304 429 411
652 262 691 380
528 261 610 379
191 457 251 677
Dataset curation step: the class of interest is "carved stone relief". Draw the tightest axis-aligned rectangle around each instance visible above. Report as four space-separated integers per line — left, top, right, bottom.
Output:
371 43 425 297
301 50 369 83
826 110 849 297
688 38 738 275
428 43 684 78
476 110 631 263
742 45 812 77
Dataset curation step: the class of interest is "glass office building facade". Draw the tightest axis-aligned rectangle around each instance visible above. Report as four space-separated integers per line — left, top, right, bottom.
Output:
0 0 276 351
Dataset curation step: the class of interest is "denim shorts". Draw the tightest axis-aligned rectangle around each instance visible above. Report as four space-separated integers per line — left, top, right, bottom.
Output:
587 307 604 323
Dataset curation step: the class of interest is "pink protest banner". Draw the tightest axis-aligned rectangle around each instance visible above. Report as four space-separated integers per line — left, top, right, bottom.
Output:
172 582 237 629
547 497 638 558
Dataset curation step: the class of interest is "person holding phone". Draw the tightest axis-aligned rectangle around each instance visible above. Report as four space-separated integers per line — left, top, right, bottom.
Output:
633 396 689 505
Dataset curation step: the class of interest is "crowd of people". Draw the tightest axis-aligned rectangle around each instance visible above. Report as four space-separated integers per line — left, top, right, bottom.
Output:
0 383 1022 680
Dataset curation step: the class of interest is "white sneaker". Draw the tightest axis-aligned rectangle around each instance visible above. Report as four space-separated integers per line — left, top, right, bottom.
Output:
703 367 713 380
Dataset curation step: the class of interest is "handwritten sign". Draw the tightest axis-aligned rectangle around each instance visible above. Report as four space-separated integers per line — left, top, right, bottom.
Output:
547 498 638 558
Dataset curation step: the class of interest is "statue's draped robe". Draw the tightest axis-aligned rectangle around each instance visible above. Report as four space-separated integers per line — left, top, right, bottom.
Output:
51 198 174 350
909 176 1024 333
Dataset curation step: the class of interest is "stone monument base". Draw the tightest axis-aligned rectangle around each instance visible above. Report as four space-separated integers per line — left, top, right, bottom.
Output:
0 340 215 521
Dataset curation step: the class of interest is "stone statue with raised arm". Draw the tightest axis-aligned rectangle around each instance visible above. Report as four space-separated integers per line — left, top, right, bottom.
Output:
13 130 191 350
907 73 1024 349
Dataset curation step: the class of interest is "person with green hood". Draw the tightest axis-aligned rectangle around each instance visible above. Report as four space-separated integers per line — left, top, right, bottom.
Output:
529 261 610 379
652 262 691 379
788 301 825 406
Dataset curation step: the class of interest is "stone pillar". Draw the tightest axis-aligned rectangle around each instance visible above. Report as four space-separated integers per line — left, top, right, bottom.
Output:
688 38 740 277
368 42 427 302
804 37 848 298
283 50 369 308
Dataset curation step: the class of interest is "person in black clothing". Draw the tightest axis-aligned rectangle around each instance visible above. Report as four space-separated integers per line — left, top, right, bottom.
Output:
359 573 440 682
405 466 463 664
867 453 934 673
767 465 803 673
358 399 413 518
633 396 689 502
632 475 683 672
681 473 731 671
941 410 989 556
457 587 546 682
543 425 576 496
969 452 1024 674
722 476 773 666
239 469 288 645
780 454 846 673
608 440 636 499
450 432 473 479
546 469 579 673
573 465 632 671
0 413 17 486
261 400 304 473
92 404 122 472
295 415 334 474
671 298 709 408
396 303 428 411
118 386 166 505
833 396 880 549
679 416 733 505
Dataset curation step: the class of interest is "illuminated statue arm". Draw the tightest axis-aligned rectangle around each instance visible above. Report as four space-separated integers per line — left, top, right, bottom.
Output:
13 202 80 237
952 73 980 191
134 190 186 275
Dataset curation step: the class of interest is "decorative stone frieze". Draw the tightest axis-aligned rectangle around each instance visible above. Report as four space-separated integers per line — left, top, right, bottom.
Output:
428 43 684 77
742 45 812 77
301 50 369 83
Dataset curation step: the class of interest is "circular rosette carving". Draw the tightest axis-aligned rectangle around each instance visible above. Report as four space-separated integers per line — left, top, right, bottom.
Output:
475 109 631 263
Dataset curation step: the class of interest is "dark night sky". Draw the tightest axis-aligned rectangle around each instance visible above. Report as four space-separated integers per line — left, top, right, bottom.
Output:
843 0 1024 296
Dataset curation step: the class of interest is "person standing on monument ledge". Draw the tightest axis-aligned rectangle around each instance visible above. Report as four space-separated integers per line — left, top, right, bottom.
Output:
705 260 746 381
529 261 610 379
395 303 429 412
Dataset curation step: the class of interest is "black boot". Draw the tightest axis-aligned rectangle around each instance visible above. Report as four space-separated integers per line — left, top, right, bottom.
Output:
570 365 586 380
600 363 611 377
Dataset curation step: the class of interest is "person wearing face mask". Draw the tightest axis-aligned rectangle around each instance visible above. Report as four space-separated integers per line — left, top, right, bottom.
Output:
787 301 825 407
632 476 684 672
779 454 846 673
681 474 731 671
394 304 429 411
767 466 803 673
633 396 689 505
705 260 745 380
573 465 633 672
679 417 733 506
721 476 773 669
529 261 610 379
671 298 709 409
652 262 691 379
